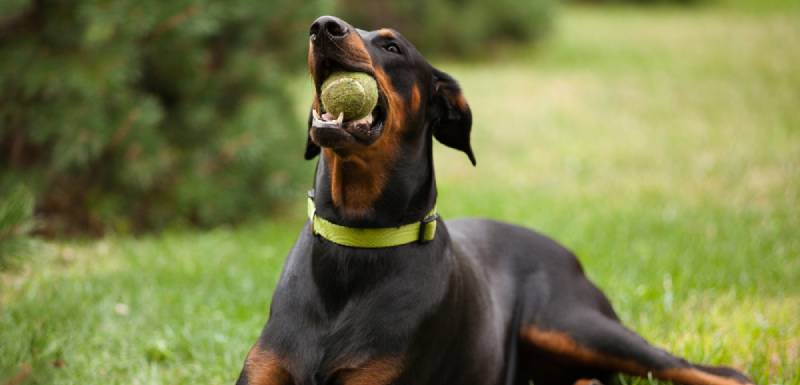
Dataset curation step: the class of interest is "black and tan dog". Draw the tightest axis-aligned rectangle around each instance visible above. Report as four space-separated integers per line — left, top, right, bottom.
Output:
235 16 754 385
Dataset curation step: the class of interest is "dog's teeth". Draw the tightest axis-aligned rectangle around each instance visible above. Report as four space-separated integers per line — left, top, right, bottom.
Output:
311 109 344 129
336 112 344 125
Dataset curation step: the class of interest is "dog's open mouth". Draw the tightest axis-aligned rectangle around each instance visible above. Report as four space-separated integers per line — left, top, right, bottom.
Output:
311 101 385 144
310 65 386 148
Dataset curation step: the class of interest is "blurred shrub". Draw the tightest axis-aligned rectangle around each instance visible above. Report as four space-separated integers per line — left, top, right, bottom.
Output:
0 185 34 268
0 0 555 236
568 0 701 4
335 0 556 57
0 0 323 235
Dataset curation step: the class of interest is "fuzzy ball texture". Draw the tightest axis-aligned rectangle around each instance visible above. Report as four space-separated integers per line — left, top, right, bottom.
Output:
320 72 378 121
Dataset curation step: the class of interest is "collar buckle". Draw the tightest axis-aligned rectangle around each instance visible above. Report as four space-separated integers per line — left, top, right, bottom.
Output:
418 212 439 244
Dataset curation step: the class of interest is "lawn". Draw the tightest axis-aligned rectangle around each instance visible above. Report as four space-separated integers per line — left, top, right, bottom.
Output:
2 3 799 385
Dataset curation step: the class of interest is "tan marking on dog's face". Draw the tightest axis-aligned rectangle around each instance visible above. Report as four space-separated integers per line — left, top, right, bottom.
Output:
307 21 430 218
336 357 404 385
410 83 421 115
373 67 406 137
324 148 383 218
244 346 291 385
338 31 373 67
323 66 410 218
308 39 316 78
311 92 320 112
377 28 396 39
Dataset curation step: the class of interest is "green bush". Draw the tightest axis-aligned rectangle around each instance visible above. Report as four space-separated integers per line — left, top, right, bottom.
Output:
335 0 556 57
0 185 34 268
1 0 556 236
0 0 323 234
568 0 701 4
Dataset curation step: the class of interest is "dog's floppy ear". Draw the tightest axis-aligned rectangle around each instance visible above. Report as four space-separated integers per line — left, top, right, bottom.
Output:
430 67 476 166
304 109 320 159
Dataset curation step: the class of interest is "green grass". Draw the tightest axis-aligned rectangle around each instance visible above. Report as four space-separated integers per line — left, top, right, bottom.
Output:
2 4 799 385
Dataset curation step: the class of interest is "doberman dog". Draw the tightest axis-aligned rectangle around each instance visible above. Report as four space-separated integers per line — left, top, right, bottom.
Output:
235 16 754 385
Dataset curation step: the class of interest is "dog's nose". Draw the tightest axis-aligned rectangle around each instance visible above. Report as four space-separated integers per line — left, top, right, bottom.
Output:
310 16 350 41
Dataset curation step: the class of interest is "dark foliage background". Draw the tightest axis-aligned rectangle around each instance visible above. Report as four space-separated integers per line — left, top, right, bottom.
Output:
0 0 557 239
1 0 323 236
335 0 557 56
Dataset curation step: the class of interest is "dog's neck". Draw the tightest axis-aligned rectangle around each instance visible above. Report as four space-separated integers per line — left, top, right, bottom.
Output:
311 137 436 228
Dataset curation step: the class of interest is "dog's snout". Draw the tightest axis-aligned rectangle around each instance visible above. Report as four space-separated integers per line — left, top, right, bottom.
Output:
310 16 350 41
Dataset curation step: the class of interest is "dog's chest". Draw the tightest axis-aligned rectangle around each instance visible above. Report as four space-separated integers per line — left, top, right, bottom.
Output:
261 245 441 382
263 277 430 384
260 233 507 385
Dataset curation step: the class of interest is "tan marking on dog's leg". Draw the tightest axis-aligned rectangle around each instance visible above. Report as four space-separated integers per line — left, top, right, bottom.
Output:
521 327 751 385
574 378 604 385
521 326 646 374
339 357 403 385
658 368 752 385
244 346 291 385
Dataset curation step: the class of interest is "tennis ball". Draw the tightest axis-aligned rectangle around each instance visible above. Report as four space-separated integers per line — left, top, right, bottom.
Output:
320 72 378 121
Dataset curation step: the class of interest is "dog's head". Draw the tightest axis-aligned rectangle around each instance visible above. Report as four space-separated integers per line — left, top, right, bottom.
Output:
305 16 475 165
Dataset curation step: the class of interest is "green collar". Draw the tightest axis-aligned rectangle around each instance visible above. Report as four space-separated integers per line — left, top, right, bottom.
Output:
307 197 438 248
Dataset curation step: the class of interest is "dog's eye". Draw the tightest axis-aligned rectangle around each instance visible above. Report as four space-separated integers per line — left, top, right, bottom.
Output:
384 43 401 54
